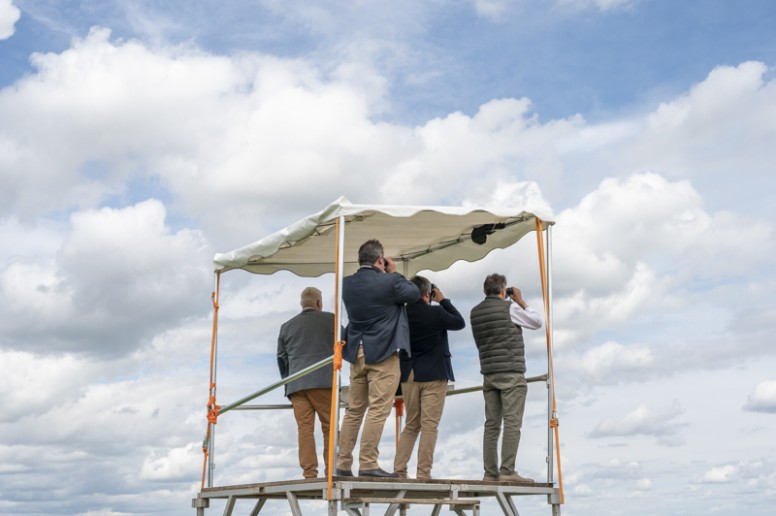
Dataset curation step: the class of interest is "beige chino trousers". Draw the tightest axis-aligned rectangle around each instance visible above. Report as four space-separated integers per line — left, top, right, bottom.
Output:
393 370 447 479
336 348 400 472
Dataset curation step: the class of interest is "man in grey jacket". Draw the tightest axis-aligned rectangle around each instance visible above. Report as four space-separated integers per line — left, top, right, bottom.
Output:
277 287 335 479
470 273 542 483
336 239 420 478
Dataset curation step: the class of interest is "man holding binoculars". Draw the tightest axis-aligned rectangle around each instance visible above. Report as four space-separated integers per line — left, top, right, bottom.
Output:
393 275 465 481
470 273 542 483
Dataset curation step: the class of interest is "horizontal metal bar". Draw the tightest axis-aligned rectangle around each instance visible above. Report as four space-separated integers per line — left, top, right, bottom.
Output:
219 355 334 415
230 404 293 410
221 362 547 413
447 374 548 397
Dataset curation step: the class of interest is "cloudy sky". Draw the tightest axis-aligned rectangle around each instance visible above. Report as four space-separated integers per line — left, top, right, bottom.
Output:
1 0 775 515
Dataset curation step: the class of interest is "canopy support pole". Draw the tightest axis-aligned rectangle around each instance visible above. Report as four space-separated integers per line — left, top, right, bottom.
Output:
203 271 221 489
327 215 346 500
535 220 563 504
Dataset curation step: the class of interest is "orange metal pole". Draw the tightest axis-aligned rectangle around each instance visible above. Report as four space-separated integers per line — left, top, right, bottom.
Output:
535 218 564 504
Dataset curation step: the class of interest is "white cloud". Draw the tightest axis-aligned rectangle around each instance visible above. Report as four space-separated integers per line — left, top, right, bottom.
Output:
0 0 20 40
0 350 103 421
702 464 737 483
0 28 578 248
140 443 201 481
0 200 212 356
473 0 512 20
744 380 776 413
589 400 684 442
579 341 654 380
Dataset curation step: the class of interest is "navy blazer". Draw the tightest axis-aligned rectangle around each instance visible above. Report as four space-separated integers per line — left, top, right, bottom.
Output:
401 298 466 382
342 266 420 364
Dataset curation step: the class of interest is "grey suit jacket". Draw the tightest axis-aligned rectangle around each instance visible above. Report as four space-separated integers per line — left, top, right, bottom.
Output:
277 308 335 397
342 266 420 364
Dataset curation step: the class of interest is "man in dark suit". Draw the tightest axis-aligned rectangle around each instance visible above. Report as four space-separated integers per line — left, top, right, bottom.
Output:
393 275 465 481
277 287 335 479
335 239 420 478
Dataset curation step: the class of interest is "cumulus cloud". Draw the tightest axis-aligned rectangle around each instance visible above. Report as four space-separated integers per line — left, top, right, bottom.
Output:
578 341 654 381
619 62 776 212
702 464 737 483
0 350 105 421
743 380 776 413
0 26 578 251
0 0 20 40
0 200 212 356
589 400 685 444
472 0 512 20
548 171 774 366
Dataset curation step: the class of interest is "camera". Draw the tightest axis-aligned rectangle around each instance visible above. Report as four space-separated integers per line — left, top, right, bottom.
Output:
506 287 513 297
430 283 438 299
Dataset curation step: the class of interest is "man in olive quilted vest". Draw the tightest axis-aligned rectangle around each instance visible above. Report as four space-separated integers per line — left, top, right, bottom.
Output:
470 273 542 483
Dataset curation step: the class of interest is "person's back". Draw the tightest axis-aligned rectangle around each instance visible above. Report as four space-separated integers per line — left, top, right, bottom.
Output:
278 309 334 395
394 277 465 481
277 287 335 479
342 264 418 364
336 239 420 479
469 273 541 484
470 296 525 375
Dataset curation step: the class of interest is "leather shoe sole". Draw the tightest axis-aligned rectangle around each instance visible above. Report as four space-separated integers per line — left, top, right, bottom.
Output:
498 472 535 483
358 468 398 478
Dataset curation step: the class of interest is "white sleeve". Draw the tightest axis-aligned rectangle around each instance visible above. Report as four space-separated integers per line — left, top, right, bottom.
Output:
509 302 543 330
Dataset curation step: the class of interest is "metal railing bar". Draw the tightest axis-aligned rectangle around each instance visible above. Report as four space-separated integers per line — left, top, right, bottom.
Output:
218 355 334 415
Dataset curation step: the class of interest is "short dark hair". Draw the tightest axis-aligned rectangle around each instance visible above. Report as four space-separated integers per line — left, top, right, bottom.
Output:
410 275 431 296
483 273 506 296
358 239 384 266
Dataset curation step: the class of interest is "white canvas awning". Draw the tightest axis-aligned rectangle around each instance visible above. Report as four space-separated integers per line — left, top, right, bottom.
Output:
213 196 554 277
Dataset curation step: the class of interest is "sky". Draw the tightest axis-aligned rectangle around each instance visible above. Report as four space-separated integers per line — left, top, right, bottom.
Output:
1 0 775 515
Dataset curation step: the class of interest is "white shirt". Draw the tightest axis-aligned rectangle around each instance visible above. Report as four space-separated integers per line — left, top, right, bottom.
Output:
509 302 543 330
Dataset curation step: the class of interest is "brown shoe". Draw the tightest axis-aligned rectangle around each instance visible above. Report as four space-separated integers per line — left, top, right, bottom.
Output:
498 472 535 483
482 473 499 481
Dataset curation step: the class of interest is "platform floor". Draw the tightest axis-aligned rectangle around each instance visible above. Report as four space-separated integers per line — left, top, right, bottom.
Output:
193 475 561 515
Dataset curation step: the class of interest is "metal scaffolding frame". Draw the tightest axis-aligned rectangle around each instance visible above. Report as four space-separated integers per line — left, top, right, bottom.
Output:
195 210 562 515
193 477 561 516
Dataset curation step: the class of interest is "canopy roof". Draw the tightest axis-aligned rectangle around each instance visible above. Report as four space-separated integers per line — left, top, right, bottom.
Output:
214 196 554 278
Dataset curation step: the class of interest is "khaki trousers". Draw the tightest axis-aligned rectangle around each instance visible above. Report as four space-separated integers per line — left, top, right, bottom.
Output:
482 371 527 477
289 388 332 478
393 370 447 479
336 349 400 471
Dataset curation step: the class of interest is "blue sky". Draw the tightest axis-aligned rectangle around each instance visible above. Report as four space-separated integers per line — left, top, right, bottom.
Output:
1 1 775 515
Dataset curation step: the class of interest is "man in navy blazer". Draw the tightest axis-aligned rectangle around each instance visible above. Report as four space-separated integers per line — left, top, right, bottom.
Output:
336 239 420 478
393 275 465 481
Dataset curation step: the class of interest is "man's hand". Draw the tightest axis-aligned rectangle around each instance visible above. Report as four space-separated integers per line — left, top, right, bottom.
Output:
383 256 396 273
508 286 527 309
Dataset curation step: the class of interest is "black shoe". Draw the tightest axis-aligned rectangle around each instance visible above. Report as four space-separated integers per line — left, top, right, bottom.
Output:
336 468 354 477
359 468 398 478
